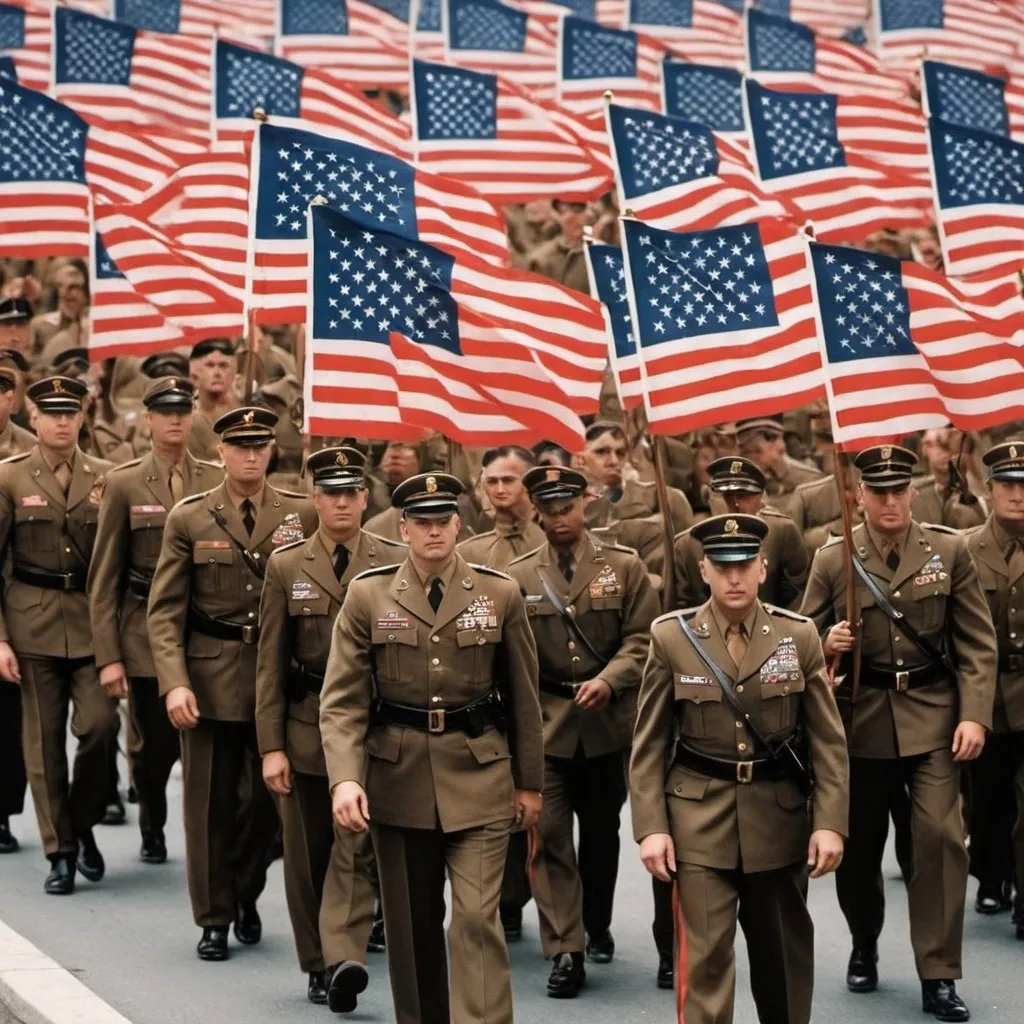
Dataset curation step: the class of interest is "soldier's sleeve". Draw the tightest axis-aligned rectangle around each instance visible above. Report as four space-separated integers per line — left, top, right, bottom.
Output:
0 472 14 645
146 504 194 698
776 517 811 611
600 555 660 697
500 583 544 793
666 487 694 535
87 473 130 669
673 532 704 611
629 628 675 841
254 553 292 756
798 544 839 638
943 492 987 530
319 583 375 792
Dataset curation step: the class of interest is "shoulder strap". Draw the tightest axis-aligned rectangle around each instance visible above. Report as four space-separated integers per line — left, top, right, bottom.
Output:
208 506 266 580
537 566 605 665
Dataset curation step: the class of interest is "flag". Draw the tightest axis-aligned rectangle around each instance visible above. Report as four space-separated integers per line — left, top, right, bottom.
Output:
921 59 1024 144
410 58 610 201
606 102 801 231
619 215 824 433
661 61 745 136
927 117 1024 277
745 8 908 100
99 0 274 47
753 0 869 40
583 240 643 410
247 120 509 323
410 0 446 62
625 0 743 67
212 39 410 156
0 1 49 93
809 241 1024 444
0 54 14 79
53 7 211 138
744 79 931 242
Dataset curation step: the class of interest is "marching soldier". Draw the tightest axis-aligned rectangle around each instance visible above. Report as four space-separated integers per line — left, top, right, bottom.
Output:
631 514 849 1024
801 446 996 1022
322 473 544 1024
187 338 239 462
736 416 823 517
88 377 222 865
256 446 404 1010
0 376 117 894
0 349 33 458
147 406 317 961
507 467 658 997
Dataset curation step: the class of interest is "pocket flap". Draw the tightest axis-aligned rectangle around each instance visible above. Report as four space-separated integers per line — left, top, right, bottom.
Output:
130 509 167 531
673 681 722 704
14 506 54 525
288 594 332 618
193 543 233 566
526 599 555 617
666 768 712 800
456 627 502 648
365 726 402 763
590 595 624 611
465 731 512 765
371 625 418 647
759 674 805 700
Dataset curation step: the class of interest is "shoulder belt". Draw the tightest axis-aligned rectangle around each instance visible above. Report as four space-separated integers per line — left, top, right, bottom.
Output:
270 538 305 555
469 563 512 580
208 506 266 581
536 566 605 665
0 451 31 465
351 564 401 582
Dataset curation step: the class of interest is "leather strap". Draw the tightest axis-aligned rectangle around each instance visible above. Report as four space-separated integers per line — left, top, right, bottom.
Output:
187 605 259 644
674 742 789 783
539 677 581 700
536 566 606 666
12 564 86 591
372 689 504 735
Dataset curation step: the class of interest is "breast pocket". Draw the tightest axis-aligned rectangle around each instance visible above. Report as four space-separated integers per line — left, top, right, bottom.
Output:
525 599 556 619
288 594 335 651
192 544 234 595
589 595 624 612
673 680 722 739
370 626 419 683
456 627 503 682
910 573 952 633
129 509 167 565
14 506 57 554
759 668 806 735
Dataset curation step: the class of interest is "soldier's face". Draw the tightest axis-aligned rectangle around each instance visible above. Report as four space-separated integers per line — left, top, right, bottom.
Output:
35 410 83 451
739 431 784 470
580 431 626 488
0 386 14 428
536 497 585 546
990 480 1024 524
146 408 191 447
400 513 460 563
699 556 766 613
190 353 236 398
55 268 87 319
718 491 763 515
483 455 530 511
219 441 273 484
381 444 420 485
858 483 913 534
0 323 30 353
313 486 367 538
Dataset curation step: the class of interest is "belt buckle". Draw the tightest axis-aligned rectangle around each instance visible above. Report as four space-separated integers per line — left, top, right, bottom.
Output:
242 624 258 645
428 708 445 733
895 670 910 691
736 760 754 784
62 573 76 591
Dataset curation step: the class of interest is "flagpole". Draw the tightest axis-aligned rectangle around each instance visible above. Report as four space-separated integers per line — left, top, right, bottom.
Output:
243 305 259 403
831 447 861 697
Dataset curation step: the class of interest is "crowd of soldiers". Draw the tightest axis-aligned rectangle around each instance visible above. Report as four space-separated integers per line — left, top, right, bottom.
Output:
0 228 1020 1024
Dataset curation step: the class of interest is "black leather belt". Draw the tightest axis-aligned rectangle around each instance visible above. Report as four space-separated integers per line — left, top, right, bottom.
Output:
293 663 325 696
860 662 952 691
13 564 86 591
674 743 788 784
187 606 259 645
539 677 581 700
127 568 153 601
373 689 504 736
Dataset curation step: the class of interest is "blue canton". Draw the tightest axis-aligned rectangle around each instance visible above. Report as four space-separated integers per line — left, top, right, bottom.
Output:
878 0 943 31
663 63 744 131
547 0 597 19
929 118 1024 209
417 0 441 31
413 61 497 142
922 62 1008 137
809 243 915 363
622 219 779 346
114 0 182 34
757 0 791 16
281 0 349 35
842 25 868 47
589 244 635 360
216 41 303 119
449 0 527 52
365 0 410 24
0 56 15 82
0 80 88 184
55 9 135 88
748 9 815 73
311 205 459 352
630 0 693 28
0 5 25 50
95 232 124 281
563 18 637 81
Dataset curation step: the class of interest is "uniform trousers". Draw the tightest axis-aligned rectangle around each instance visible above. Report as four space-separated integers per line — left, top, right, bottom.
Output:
836 748 968 979
0 682 26 819
498 830 532 918
531 748 627 955
278 771 376 972
19 655 117 857
372 817 513 1024
675 860 813 1024
127 677 180 834
180 719 279 927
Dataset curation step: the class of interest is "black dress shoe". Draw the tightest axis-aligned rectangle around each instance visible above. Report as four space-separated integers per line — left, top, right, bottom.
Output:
196 927 229 962
101 798 126 826
846 945 878 993
76 831 105 882
139 830 167 865
922 980 970 1022
327 961 369 1014
586 930 614 964
366 900 385 952
233 902 262 945
547 952 585 999
44 857 75 895
657 952 674 990
0 817 18 854
307 971 328 1005
975 885 1011 915
501 907 523 942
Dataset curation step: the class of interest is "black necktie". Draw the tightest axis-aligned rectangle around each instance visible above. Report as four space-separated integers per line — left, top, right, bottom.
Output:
428 578 443 613
558 552 574 583
886 547 900 572
333 543 349 581
241 498 256 537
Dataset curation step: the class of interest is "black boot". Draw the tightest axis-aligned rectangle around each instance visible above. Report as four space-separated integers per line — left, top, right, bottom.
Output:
307 971 328 1005
0 816 18 854
975 883 1011 914
139 829 167 865
233 902 262 945
547 952 585 998
366 899 385 952
585 930 615 964
846 945 878 993
101 796 126 826
44 856 75 895
76 830 105 882
326 961 369 1014
656 951 674 990
196 927 229 962
501 906 523 942
922 980 970 1022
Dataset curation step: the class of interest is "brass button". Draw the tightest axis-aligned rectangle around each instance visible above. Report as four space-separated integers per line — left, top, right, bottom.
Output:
302 608 310 615
64 547 71 554
738 743 748 752
252 552 260 560
246 584 253 592
432 696 442 703
248 612 255 619
896 658 904 667
783 686 790 695
388 633 396 641
208 557 215 564
567 641 576 651
1013 587 1018 596
893 591 900 598
431 635 439 643
735 720 743 729
477 636 485 645
567 604 575 615
27 515 33 521
572 656 581 664
432 658 440 666
1012 609 1017 615
674 784 683 795
736 685 744 693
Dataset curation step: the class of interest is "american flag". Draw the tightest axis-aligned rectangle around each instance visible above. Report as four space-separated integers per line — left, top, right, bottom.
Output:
661 61 745 136
745 7 909 100
80 0 275 47
0 1 49 93
53 7 211 139
410 58 610 202
410 0 446 62
307 204 587 445
247 120 508 325
0 53 14 79
619 215 825 433
922 59 1024 144
275 0 410 89
624 0 743 68
583 240 644 410
606 102 801 231
744 79 931 242
753 0 869 40
213 39 410 156
927 116 1024 277
810 241 1024 444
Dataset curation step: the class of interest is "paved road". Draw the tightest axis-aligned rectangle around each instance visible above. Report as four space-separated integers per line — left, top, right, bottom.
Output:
1 756 1022 1024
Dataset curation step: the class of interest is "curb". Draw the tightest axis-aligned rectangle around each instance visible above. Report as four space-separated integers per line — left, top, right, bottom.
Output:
0 920 130 1024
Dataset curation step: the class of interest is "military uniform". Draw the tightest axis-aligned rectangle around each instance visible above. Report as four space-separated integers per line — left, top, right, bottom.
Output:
147 407 317 951
319 473 544 1024
0 418 35 460
519 237 591 295
456 516 546 571
187 406 229 462
630 515 848 1024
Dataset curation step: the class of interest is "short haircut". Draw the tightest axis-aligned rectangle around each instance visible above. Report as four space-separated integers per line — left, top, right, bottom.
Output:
482 445 535 470
584 422 625 444
532 441 571 466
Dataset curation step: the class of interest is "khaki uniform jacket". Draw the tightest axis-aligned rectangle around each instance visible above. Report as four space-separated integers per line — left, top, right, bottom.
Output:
88 451 223 678
187 407 232 463
507 534 659 758
0 420 35 460
674 507 809 611
255 529 406 776
801 521 997 759
585 477 694 537
630 601 849 873
319 554 545 833
0 447 114 658
456 517 546 571
519 237 590 295
147 481 318 723
967 518 1024 733
763 456 824 517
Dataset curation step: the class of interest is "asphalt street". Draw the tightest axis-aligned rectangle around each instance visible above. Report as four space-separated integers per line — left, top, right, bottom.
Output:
1 755 1022 1024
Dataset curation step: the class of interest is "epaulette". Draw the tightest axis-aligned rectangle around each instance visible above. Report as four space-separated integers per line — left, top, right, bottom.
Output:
764 603 811 622
469 563 512 580
760 505 787 518
106 457 145 475
269 538 305 555
0 451 32 466
365 530 406 548
351 564 401 582
275 488 310 500
822 533 844 547
506 545 545 568
962 523 985 538
194 457 223 470
459 529 496 541
794 475 829 494
651 607 696 627
177 492 208 507
921 522 958 535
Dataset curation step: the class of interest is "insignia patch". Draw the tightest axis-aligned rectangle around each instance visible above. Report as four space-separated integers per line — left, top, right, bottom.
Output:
589 563 622 599
243 410 255 425
335 451 349 466
52 378 65 394
291 581 318 601
88 481 104 506
130 504 165 515
692 621 711 639
377 611 412 630
456 594 498 630
195 539 230 550
678 675 712 686
272 511 305 547
524 594 544 603
19 495 47 507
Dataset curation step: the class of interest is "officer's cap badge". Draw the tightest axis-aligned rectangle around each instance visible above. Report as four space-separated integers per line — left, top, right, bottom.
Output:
1012 446 1019 459
546 468 559 481
725 518 738 534
730 460 743 475
881 445 892 460
52 379 65 394
243 410 255 425
335 452 349 466
426 476 437 493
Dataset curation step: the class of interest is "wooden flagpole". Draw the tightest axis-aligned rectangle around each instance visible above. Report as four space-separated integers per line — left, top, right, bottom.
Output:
831 446 861 704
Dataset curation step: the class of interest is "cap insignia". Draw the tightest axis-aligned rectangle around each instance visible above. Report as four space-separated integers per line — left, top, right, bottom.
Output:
725 518 738 534
881 445 892 460
335 452 349 466
52 379 65 394
546 468 559 481
426 476 437 493
1012 446 1019 459
242 410 255 425
730 460 743 475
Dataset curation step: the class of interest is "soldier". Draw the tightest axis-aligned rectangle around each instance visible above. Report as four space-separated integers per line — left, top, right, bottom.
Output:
736 416 823 517
29 261 88 359
631 514 848 1024
187 338 239 462
801 446 996 1022
965 442 1024 935
322 473 544 1024
88 377 222 865
518 200 592 295
147 406 317 961
0 297 34 367
0 349 33 458
0 376 116 894
675 456 809 610
507 467 658 997
256 446 404 1010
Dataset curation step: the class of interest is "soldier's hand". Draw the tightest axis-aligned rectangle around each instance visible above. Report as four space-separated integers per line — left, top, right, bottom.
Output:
639 832 676 883
807 828 844 878
823 621 855 659
165 686 200 730
0 642 20 685
513 789 542 831
952 720 986 762
333 781 370 832
99 662 128 700
262 751 292 796
574 678 613 711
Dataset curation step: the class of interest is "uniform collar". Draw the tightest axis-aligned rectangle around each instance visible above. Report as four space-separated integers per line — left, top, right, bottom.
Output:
709 601 758 643
318 527 359 559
